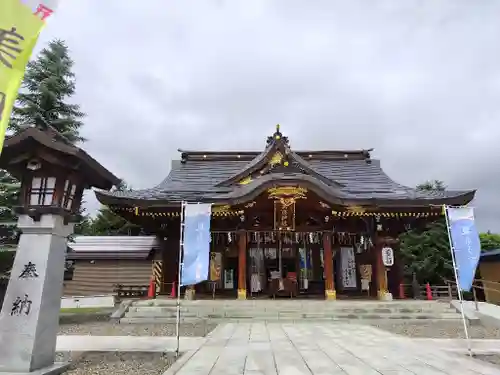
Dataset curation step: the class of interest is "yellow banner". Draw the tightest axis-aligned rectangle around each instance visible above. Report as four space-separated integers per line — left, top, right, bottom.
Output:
0 0 45 153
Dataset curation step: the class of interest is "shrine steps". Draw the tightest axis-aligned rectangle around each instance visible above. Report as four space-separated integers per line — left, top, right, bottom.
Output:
119 300 463 324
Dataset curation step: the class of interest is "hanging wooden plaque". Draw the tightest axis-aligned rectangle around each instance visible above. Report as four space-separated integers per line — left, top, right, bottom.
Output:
274 198 296 231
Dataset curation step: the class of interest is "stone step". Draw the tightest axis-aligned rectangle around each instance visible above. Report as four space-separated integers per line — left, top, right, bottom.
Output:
122 300 461 323
136 300 451 307
120 313 461 324
135 302 455 312
128 306 457 315
126 307 458 317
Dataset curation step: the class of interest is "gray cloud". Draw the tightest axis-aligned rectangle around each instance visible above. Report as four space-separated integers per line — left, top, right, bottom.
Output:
35 0 500 230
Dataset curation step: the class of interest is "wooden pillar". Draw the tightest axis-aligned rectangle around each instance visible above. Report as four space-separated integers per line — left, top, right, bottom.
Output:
237 230 247 300
162 235 177 295
323 232 336 300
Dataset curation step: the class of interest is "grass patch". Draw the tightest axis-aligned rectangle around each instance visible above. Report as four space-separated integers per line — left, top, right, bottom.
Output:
60 307 107 314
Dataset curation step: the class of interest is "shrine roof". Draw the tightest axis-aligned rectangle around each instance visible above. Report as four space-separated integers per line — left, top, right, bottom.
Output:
1 127 121 189
95 125 475 208
66 236 159 260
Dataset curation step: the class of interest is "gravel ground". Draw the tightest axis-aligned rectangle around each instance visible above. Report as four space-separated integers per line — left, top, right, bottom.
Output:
59 321 217 336
56 352 176 375
364 320 500 339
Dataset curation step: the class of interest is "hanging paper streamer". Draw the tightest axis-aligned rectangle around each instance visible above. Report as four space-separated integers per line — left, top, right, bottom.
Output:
0 0 57 153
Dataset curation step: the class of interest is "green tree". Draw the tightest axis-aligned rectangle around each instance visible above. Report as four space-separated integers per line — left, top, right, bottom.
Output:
0 170 20 251
88 181 140 235
4 39 88 238
416 179 446 192
399 180 452 284
74 200 93 235
399 219 453 284
479 232 500 252
9 39 85 143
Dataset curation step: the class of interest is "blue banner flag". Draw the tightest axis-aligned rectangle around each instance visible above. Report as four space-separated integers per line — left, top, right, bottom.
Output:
181 203 212 286
445 206 481 291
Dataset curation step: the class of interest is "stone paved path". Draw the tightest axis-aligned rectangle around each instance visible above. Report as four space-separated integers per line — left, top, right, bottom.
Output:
411 338 500 354
56 335 205 352
165 323 500 375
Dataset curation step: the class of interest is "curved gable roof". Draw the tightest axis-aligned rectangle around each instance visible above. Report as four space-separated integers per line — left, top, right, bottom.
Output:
95 126 475 207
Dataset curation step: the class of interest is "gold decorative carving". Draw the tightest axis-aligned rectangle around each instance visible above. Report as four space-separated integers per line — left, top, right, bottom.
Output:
268 186 307 200
244 201 256 208
319 201 330 209
347 205 366 214
239 176 252 185
274 198 296 231
269 151 283 166
211 205 244 216
212 205 231 214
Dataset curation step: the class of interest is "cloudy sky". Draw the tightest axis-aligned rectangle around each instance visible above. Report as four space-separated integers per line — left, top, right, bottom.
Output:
35 0 500 231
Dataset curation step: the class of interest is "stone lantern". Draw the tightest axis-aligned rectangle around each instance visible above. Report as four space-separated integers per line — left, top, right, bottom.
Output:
0 127 119 374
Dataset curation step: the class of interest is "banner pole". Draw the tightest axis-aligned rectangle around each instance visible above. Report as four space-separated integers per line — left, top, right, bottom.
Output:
443 204 473 357
175 201 186 358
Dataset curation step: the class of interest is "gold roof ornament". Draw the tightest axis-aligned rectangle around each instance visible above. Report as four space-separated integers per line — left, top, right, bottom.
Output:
238 176 252 185
275 124 281 140
267 186 307 200
269 151 283 167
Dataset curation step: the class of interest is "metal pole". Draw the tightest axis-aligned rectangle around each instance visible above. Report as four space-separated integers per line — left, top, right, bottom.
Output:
175 201 186 358
444 205 473 357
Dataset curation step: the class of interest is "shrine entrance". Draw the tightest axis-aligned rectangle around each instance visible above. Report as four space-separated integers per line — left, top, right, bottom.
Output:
245 231 326 299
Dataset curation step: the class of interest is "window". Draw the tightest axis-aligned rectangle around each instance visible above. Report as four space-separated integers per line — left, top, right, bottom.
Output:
62 180 76 210
29 177 56 206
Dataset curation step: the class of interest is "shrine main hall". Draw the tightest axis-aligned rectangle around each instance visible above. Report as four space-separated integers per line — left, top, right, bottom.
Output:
93 126 475 300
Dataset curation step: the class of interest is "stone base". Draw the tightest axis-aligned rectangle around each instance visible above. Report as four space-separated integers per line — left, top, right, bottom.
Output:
184 287 195 300
0 362 70 375
377 290 393 301
325 289 336 300
237 289 247 300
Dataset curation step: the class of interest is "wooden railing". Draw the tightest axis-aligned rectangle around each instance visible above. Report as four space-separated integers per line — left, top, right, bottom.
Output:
399 282 458 300
114 284 149 301
426 284 459 300
443 278 500 310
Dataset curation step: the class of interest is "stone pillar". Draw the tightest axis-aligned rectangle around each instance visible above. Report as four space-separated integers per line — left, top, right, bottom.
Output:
237 230 247 300
323 232 336 300
0 214 73 374
375 243 393 301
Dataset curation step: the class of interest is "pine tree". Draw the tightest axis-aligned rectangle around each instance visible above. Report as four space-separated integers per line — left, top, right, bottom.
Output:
89 180 141 236
0 170 20 251
399 180 451 284
399 219 454 284
9 39 85 143
1 39 85 257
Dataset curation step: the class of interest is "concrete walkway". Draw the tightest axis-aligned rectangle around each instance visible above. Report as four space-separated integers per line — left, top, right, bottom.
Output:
450 300 500 326
56 335 205 352
164 323 500 375
412 338 500 354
